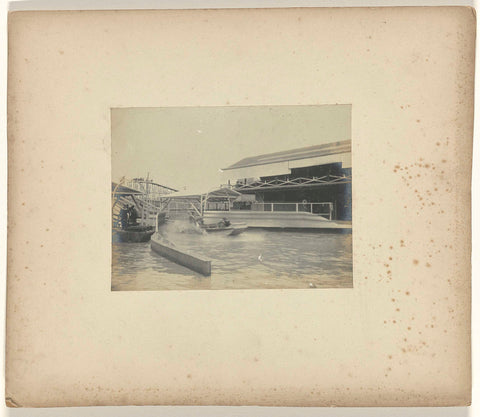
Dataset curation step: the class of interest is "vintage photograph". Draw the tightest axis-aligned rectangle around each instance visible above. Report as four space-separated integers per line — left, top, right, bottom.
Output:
111 105 352 290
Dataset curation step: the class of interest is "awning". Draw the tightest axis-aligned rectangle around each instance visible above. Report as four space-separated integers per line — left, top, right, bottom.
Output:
223 140 351 170
234 194 257 202
168 186 240 200
112 182 144 196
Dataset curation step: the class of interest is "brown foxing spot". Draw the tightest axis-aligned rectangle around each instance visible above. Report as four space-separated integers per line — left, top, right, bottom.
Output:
413 259 419 265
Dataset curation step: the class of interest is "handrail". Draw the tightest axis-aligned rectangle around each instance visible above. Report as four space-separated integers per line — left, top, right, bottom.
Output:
205 201 334 220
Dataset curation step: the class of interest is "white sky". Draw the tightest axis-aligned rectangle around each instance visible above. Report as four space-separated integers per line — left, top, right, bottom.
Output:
112 105 351 192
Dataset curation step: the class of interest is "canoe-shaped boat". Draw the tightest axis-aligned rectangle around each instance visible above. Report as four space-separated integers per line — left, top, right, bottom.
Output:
229 223 248 235
201 222 248 236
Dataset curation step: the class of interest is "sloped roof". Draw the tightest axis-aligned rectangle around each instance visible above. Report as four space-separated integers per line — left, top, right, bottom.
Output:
112 182 144 195
169 187 240 199
223 140 351 171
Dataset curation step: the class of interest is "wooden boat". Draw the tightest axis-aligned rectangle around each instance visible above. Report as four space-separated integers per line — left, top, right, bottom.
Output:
151 235 211 276
112 179 170 243
229 223 248 235
112 225 155 243
200 222 248 236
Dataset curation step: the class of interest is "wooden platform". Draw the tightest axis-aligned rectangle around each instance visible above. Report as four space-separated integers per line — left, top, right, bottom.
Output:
204 211 352 230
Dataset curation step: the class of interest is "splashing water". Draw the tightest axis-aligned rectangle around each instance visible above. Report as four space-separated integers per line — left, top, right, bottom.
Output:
112 229 352 291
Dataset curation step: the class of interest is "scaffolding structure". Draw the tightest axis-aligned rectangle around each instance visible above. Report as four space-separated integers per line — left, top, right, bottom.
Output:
234 174 352 191
112 178 177 227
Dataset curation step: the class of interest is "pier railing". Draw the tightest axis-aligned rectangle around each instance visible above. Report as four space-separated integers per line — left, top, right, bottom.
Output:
250 202 333 220
125 179 177 201
206 201 334 220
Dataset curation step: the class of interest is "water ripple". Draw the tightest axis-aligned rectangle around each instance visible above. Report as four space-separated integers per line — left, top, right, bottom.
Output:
112 230 352 291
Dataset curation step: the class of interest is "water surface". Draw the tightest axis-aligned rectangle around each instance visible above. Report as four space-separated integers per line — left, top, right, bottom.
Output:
112 229 352 290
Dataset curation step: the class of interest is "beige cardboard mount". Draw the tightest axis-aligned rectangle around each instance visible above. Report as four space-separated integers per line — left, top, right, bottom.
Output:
6 7 474 407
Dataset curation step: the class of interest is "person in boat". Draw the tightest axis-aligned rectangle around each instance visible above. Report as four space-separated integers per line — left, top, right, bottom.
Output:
217 217 231 227
128 205 139 226
119 205 128 230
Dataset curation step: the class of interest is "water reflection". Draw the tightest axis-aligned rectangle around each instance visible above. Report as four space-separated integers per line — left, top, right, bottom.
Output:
112 229 353 291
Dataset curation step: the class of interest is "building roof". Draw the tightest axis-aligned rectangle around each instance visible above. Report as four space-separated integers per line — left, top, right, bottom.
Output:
223 140 351 171
169 186 240 199
112 182 144 195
